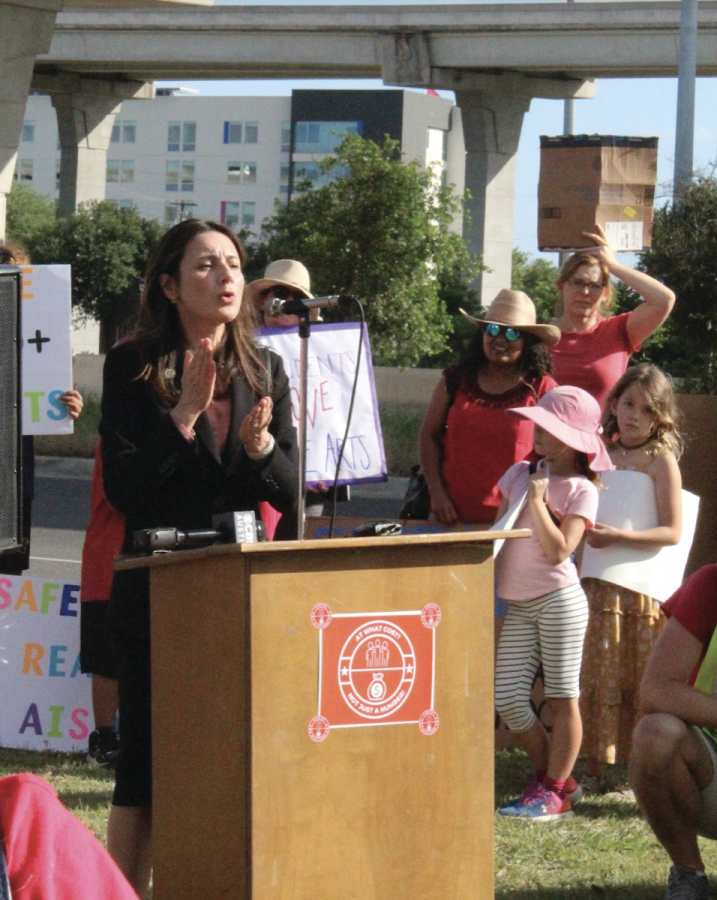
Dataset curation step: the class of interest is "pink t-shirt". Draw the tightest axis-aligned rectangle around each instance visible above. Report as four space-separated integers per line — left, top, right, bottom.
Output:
495 461 599 601
550 312 639 409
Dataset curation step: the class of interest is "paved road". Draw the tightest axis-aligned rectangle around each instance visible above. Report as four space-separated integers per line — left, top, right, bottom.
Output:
28 457 408 584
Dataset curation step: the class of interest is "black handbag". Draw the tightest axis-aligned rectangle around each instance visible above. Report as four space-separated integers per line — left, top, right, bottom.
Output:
399 464 430 520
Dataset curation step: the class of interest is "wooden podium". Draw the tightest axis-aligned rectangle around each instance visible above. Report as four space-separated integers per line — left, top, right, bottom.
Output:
119 529 521 900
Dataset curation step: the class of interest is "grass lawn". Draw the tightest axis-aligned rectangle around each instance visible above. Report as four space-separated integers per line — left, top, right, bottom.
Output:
3 744 717 898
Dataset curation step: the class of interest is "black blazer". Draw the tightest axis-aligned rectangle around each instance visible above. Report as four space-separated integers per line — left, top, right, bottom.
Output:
100 340 299 554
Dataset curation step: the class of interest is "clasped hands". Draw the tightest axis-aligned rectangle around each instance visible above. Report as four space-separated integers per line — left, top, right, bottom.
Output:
170 338 273 453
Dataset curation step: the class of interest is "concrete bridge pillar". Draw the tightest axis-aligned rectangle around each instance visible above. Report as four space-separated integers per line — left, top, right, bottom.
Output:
441 73 595 306
454 87 532 303
0 0 61 239
34 75 154 217
380 35 596 306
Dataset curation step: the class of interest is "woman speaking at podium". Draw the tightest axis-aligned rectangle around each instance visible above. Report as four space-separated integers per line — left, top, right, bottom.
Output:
100 220 299 896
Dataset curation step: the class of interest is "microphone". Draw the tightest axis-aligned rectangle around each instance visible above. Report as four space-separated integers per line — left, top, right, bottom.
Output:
263 295 354 317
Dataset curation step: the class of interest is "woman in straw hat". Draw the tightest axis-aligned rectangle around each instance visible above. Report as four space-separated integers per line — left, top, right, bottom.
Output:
551 225 675 409
418 289 560 525
247 258 319 328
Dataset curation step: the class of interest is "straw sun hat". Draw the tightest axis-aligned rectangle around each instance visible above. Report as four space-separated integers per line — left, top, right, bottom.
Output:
247 259 313 302
460 289 560 346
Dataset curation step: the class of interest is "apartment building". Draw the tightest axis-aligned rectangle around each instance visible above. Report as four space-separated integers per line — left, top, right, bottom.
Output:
17 88 465 235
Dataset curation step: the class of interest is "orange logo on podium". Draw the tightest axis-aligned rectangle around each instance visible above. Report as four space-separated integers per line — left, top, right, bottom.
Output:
313 609 438 735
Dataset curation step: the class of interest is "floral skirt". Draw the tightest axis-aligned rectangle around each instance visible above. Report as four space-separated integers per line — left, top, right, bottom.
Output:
579 577 666 765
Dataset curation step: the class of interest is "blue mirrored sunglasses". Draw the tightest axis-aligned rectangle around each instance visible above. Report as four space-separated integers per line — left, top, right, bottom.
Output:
484 323 522 342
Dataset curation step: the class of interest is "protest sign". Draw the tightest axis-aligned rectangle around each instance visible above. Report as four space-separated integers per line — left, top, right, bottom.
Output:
580 469 700 602
0 573 92 752
257 322 387 486
20 264 74 436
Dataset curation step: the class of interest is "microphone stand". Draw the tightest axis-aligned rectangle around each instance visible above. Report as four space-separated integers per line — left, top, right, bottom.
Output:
296 310 310 540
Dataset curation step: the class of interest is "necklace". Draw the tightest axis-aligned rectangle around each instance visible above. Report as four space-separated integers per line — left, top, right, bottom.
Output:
617 435 654 456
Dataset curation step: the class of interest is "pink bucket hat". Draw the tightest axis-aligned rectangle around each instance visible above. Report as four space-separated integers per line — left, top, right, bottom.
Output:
506 385 614 472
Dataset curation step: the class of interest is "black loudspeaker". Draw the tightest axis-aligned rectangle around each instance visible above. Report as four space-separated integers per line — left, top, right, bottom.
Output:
0 266 23 560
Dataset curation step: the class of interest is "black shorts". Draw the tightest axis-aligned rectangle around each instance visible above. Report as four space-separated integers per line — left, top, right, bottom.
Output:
80 600 118 679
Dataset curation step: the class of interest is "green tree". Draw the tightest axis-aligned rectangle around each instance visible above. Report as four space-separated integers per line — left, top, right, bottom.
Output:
28 200 164 349
634 170 717 392
6 182 57 248
511 248 560 323
253 133 481 367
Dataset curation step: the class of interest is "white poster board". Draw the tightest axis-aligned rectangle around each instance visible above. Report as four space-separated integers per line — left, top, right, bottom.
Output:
257 322 387 486
0 573 93 752
579 469 700 603
20 264 74 436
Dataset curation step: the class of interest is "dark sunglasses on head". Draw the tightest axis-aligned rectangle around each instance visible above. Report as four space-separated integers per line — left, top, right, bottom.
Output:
262 285 302 301
484 323 522 342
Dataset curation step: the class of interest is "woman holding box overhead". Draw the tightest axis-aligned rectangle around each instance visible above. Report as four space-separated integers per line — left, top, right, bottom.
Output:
550 225 675 408
100 219 298 897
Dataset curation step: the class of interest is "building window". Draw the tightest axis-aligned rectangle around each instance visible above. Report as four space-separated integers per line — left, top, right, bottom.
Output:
119 199 134 210
182 122 196 152
168 121 181 152
56 158 61 190
292 161 321 188
169 121 196 152
121 160 135 183
281 120 291 153
113 121 136 144
227 161 256 184
242 162 257 184
280 163 290 194
107 159 120 183
181 161 195 192
221 200 240 229
166 160 179 192
224 121 242 144
165 202 178 226
244 122 258 144
17 159 33 182
242 201 256 227
21 122 34 143
294 121 361 154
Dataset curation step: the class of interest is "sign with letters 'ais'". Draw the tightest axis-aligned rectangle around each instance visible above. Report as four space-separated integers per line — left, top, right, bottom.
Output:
0 574 92 752
257 323 387 487
21 265 74 436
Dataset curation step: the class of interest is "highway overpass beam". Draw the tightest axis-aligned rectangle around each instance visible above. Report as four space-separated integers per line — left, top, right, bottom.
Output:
0 0 61 239
33 75 154 217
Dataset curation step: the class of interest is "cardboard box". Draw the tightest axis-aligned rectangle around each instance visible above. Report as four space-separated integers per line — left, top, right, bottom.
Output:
537 135 658 252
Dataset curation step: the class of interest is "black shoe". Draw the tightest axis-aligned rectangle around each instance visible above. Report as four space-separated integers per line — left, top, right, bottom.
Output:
87 729 120 769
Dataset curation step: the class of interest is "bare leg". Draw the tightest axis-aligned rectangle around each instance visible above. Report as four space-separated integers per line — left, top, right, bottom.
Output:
630 713 713 871
512 717 550 774
92 674 119 729
107 805 152 898
546 697 582 782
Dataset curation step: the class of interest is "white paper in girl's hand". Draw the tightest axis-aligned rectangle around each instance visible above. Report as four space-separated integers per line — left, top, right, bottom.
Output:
490 460 547 557
579 469 700 602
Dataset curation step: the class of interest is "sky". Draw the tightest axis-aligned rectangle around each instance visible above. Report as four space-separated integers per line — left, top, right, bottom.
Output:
157 0 717 263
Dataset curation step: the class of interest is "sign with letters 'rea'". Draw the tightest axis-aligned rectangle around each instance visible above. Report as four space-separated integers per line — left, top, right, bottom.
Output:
257 322 387 487
21 264 74 436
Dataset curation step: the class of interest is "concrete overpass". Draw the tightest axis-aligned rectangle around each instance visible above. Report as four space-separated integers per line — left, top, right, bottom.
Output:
10 2 717 298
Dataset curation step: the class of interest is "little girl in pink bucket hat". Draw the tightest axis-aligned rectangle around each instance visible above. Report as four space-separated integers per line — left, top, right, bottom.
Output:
494 385 613 821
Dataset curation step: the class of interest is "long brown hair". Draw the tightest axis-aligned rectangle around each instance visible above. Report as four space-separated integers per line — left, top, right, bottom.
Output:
134 219 269 401
602 363 683 460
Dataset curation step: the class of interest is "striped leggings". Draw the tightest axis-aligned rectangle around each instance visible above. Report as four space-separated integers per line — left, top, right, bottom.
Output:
495 583 589 734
